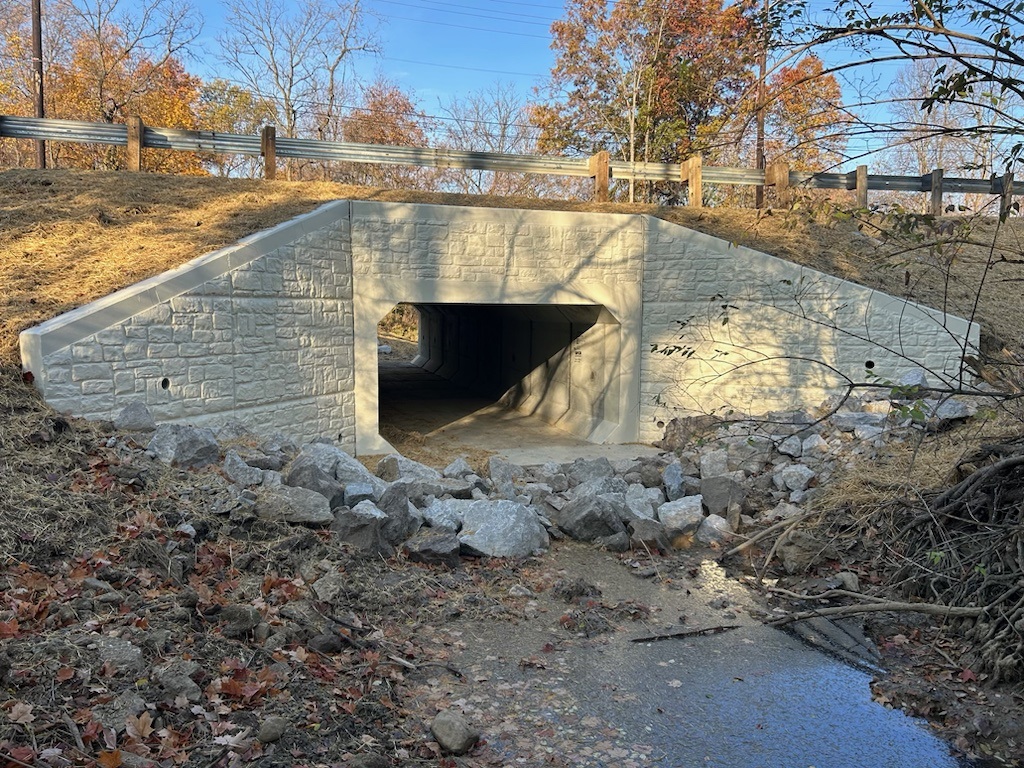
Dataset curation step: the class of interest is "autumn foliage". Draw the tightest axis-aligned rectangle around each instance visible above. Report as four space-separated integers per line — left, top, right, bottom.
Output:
533 0 847 200
1 0 847 191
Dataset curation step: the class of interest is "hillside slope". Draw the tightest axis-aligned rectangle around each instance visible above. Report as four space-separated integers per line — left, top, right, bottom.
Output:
3 169 1024 765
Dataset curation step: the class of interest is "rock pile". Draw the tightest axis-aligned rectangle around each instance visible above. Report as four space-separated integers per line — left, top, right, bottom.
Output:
111 368 980 569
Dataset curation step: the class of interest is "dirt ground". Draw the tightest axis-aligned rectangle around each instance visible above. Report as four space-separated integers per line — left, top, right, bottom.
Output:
2 168 1024 766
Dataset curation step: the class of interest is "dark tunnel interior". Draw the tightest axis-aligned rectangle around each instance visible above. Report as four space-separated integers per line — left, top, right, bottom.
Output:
377 302 619 440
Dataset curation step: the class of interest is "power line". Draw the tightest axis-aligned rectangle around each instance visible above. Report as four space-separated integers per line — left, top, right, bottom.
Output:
376 12 550 38
385 56 544 78
374 0 567 13
373 0 556 25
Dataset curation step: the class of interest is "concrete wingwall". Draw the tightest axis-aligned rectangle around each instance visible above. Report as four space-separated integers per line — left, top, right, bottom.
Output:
20 201 979 453
19 202 358 443
638 218 979 443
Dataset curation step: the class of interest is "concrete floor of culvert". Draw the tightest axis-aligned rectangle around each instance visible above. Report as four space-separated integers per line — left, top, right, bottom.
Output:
377 359 661 465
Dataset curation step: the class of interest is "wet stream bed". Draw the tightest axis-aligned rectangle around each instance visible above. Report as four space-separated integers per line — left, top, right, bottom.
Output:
413 543 972 767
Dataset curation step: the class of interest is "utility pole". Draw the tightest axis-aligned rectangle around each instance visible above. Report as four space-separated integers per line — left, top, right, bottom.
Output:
754 0 768 208
31 0 46 169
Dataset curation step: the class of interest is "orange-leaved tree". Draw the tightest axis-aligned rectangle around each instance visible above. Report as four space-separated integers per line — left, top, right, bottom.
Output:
533 0 756 202
0 0 204 172
332 77 437 190
762 55 847 171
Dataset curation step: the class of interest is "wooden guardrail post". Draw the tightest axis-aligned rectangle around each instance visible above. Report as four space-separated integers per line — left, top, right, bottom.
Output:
765 160 790 206
588 150 610 202
929 168 944 216
846 164 869 208
681 155 703 208
856 164 868 208
996 171 1015 219
126 115 143 171
261 125 277 181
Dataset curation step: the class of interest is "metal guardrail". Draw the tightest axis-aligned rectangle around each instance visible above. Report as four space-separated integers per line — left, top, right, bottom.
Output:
143 125 263 155
2 115 1021 207
0 115 127 145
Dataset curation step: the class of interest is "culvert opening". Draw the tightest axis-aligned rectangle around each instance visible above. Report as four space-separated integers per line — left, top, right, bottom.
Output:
374 302 622 450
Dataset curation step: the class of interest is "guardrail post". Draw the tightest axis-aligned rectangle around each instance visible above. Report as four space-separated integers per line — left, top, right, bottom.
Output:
261 125 277 181
681 155 703 208
929 168 944 216
996 171 1015 219
846 164 869 208
588 150 610 202
765 160 790 206
126 115 143 172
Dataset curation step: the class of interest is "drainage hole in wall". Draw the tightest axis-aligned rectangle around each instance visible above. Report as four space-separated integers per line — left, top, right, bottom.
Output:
864 360 875 370
160 377 170 390
656 420 665 429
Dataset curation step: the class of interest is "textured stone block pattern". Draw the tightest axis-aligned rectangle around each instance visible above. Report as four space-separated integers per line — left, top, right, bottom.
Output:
37 220 356 446
638 218 979 443
351 207 644 286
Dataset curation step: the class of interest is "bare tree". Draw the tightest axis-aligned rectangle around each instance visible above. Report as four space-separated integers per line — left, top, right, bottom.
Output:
64 0 201 123
437 81 544 197
879 60 1017 211
796 0 1024 180
218 0 376 173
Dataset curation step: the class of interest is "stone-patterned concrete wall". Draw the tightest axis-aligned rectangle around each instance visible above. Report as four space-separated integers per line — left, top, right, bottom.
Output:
638 218 979 443
20 202 357 446
350 202 644 286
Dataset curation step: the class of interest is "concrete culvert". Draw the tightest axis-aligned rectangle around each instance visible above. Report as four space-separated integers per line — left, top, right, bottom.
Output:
20 200 975 458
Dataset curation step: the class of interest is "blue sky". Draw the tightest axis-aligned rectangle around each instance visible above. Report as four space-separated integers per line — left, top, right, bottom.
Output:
180 0 929 166
359 0 562 104
189 0 565 120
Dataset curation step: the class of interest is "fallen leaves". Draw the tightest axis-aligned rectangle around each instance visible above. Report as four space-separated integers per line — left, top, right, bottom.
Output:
6 703 35 726
125 712 155 741
958 668 979 683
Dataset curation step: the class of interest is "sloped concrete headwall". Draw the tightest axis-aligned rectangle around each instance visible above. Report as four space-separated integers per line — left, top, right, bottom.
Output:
20 201 979 453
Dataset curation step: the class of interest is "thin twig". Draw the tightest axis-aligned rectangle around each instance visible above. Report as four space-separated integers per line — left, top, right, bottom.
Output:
766 585 889 603
61 711 86 753
631 624 741 643
721 512 814 558
768 601 984 627
0 752 35 768
383 653 417 671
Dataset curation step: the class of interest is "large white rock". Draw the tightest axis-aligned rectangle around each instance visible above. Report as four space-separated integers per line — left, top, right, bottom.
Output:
657 496 705 537
458 500 549 558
